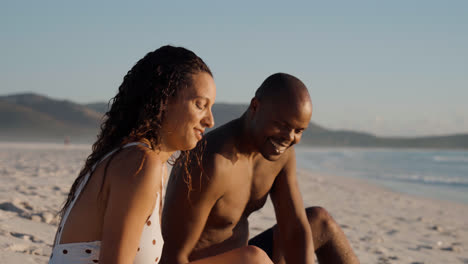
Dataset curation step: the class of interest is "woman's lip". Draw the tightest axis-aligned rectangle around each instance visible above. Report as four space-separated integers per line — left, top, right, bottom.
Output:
194 128 204 140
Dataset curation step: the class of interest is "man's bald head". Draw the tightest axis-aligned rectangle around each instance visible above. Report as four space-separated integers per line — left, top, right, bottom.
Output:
247 73 313 160
254 73 312 113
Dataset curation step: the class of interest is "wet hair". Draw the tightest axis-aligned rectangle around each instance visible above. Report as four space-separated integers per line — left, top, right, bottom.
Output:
59 45 212 217
255 72 309 102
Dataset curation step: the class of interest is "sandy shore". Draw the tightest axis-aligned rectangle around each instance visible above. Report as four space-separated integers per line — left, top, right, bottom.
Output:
1 143 467 263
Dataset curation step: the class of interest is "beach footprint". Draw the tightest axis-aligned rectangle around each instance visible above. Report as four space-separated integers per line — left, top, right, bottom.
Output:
6 243 49 256
0 200 31 215
10 231 45 244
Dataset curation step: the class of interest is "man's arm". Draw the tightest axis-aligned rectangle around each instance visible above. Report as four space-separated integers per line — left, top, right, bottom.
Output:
270 148 315 264
160 153 225 264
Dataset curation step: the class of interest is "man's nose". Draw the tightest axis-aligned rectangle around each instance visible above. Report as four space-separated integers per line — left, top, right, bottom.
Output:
282 128 295 142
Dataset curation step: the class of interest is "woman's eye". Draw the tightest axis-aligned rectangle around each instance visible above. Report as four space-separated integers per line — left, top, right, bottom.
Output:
195 102 205 110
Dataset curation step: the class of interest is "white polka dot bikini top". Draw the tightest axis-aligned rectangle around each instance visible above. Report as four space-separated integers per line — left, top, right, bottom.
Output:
49 142 164 264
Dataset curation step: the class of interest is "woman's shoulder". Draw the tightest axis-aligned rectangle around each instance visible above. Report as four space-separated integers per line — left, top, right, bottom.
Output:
106 143 164 191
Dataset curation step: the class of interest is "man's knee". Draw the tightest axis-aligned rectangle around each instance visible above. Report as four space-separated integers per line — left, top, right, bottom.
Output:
305 206 337 232
242 245 272 264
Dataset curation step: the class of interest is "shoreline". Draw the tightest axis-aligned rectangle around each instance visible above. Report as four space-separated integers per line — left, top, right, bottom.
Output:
295 146 468 206
299 168 468 207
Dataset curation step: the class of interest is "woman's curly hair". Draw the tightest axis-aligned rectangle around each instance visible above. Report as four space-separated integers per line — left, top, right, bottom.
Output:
59 45 212 216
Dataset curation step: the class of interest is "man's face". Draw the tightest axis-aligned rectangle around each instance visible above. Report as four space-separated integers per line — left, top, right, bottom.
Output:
251 96 312 161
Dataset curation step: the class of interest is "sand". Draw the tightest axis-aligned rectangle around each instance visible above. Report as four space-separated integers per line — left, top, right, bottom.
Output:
1 142 467 263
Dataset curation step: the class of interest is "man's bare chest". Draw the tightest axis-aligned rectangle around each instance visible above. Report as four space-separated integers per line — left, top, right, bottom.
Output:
207 159 283 228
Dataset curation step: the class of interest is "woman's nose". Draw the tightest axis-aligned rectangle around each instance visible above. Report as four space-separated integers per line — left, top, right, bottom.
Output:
203 108 215 128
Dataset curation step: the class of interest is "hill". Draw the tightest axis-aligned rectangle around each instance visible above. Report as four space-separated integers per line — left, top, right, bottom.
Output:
0 93 103 142
0 93 467 148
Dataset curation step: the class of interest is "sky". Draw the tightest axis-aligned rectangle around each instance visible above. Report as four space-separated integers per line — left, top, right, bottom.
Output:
1 1 467 137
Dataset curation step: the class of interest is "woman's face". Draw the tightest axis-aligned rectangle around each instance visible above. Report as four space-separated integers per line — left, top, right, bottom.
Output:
160 72 216 151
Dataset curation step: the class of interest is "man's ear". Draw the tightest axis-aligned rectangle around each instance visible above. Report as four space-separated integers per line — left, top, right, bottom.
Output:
249 97 259 114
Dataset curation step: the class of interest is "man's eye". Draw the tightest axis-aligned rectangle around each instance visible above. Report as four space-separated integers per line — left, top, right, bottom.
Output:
295 129 304 134
276 122 287 129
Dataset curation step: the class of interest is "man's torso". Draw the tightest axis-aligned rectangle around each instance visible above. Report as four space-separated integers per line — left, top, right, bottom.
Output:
189 122 291 259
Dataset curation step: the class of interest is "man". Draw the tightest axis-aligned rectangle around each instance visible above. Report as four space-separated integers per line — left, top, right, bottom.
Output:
161 73 359 264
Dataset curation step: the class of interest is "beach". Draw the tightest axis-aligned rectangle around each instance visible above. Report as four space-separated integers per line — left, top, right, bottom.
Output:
1 143 467 263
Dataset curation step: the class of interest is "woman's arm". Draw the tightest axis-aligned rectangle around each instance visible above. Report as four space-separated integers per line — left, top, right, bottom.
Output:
99 147 162 264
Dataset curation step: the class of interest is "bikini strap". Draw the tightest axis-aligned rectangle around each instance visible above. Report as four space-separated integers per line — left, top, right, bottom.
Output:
54 142 151 246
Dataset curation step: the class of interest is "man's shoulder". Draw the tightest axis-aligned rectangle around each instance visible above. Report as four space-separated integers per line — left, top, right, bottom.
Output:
201 147 235 178
204 121 240 156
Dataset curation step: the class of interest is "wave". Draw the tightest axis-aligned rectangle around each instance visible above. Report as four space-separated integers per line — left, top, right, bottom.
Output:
383 173 468 186
433 155 468 163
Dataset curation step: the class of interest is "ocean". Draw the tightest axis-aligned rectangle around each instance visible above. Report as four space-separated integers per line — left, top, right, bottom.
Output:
295 147 468 204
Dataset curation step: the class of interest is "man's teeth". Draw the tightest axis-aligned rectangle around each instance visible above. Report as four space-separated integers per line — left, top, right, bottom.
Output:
270 139 286 153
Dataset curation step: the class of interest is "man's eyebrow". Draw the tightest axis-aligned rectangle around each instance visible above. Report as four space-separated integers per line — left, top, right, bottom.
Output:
274 119 293 128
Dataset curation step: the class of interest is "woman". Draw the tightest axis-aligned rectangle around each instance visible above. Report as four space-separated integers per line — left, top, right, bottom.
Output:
49 45 272 264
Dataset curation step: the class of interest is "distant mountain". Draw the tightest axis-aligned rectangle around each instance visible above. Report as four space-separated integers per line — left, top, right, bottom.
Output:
0 93 103 142
301 130 468 149
85 102 110 114
1 93 467 148
1 93 103 127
